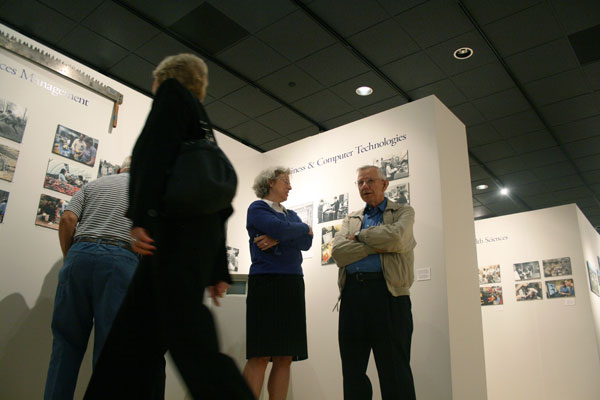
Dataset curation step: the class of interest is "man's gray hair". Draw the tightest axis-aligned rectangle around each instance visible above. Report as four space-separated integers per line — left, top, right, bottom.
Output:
253 166 290 198
357 165 386 179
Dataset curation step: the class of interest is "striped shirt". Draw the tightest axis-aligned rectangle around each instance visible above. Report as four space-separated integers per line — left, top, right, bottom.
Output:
68 172 132 242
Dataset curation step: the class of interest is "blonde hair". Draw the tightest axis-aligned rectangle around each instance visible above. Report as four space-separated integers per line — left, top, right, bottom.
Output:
153 54 209 100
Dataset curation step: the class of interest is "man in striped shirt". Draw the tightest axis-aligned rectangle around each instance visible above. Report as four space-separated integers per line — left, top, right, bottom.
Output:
44 156 139 400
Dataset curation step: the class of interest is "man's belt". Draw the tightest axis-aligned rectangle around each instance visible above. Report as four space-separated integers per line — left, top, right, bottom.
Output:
75 236 134 253
347 272 384 282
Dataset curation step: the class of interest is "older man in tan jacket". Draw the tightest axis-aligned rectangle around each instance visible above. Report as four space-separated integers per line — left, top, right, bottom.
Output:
332 165 417 400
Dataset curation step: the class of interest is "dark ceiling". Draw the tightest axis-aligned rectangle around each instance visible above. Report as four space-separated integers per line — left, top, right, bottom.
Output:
1 0 599 228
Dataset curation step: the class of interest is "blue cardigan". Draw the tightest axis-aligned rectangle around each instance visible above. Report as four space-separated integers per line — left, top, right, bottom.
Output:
246 200 313 275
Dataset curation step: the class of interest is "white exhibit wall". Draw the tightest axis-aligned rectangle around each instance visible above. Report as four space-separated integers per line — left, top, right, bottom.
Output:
0 24 262 399
475 204 600 400
212 96 487 400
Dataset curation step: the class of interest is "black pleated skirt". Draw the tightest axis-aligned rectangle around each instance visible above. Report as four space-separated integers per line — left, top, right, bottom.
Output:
246 274 308 361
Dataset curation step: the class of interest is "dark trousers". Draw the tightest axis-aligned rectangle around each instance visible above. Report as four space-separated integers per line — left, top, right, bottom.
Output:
338 275 416 400
84 218 253 400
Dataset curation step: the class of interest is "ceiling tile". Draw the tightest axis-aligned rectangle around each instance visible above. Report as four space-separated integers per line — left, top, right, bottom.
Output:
582 61 600 92
450 62 514 100
108 54 155 92
135 33 194 65
204 101 250 130
472 88 530 120
255 10 336 62
255 107 313 136
542 174 584 192
491 110 545 138
460 0 543 25
549 186 591 203
81 1 160 50
292 90 354 122
348 18 420 67
0 0 77 45
261 136 292 152
506 129 557 154
531 161 577 180
483 3 563 56
499 170 540 187
470 140 517 162
120 0 205 26
329 71 397 108
58 26 128 70
548 0 600 34
564 136 600 159
376 0 428 16
297 43 370 86
504 39 581 84
359 96 409 118
204 61 246 99
394 0 472 48
469 164 489 181
256 65 324 103
450 102 485 126
540 94 600 126
217 37 289 80
286 126 320 143
39 0 103 22
307 0 389 37
408 79 465 107
521 147 567 169
466 123 502 147
473 205 494 219
524 69 589 107
485 156 528 175
228 120 281 146
209 0 296 33
426 31 497 77
322 111 364 130
220 85 281 118
582 169 600 184
381 52 446 91
485 200 526 216
512 181 551 197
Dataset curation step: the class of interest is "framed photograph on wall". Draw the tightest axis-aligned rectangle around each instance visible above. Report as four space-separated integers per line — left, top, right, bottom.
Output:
0 97 28 143
480 286 503 306
0 189 8 223
385 182 410 204
321 224 341 265
479 264 501 284
0 143 19 182
317 194 348 223
44 158 93 196
373 150 409 181
226 246 239 272
35 194 68 230
290 202 314 259
542 257 572 277
545 279 575 299
587 261 599 297
513 261 541 281
515 282 542 301
97 160 120 178
51 125 98 167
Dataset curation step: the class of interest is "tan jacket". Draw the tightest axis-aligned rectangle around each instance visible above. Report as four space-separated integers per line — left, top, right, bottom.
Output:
332 200 416 296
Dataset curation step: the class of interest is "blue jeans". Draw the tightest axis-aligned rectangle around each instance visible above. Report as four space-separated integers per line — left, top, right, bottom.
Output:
44 240 138 400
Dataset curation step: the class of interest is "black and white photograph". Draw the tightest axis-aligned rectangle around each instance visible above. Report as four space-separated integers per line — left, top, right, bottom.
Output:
0 97 28 143
317 194 348 223
545 279 575 299
373 150 409 181
542 257 572 277
290 202 314 259
385 182 410 204
321 224 341 265
480 286 503 306
226 246 239 273
515 282 542 301
0 143 20 182
0 189 8 223
97 159 120 178
35 194 68 231
587 261 599 297
513 261 541 281
479 264 501 284
44 158 93 196
51 125 98 167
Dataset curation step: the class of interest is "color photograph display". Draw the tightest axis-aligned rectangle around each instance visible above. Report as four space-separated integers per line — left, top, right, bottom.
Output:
542 257 572 277
545 279 575 299
513 261 541 281
0 143 19 182
321 224 341 265
373 150 409 181
51 125 98 166
385 182 409 204
0 189 8 223
587 261 599 297
515 282 542 301
480 286 503 306
97 159 120 178
317 194 348 223
35 194 68 230
479 264 501 284
44 158 93 196
0 97 28 143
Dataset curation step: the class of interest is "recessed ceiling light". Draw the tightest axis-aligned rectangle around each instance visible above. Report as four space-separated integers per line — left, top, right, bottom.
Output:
475 184 488 190
453 47 473 60
500 188 509 195
356 86 373 96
